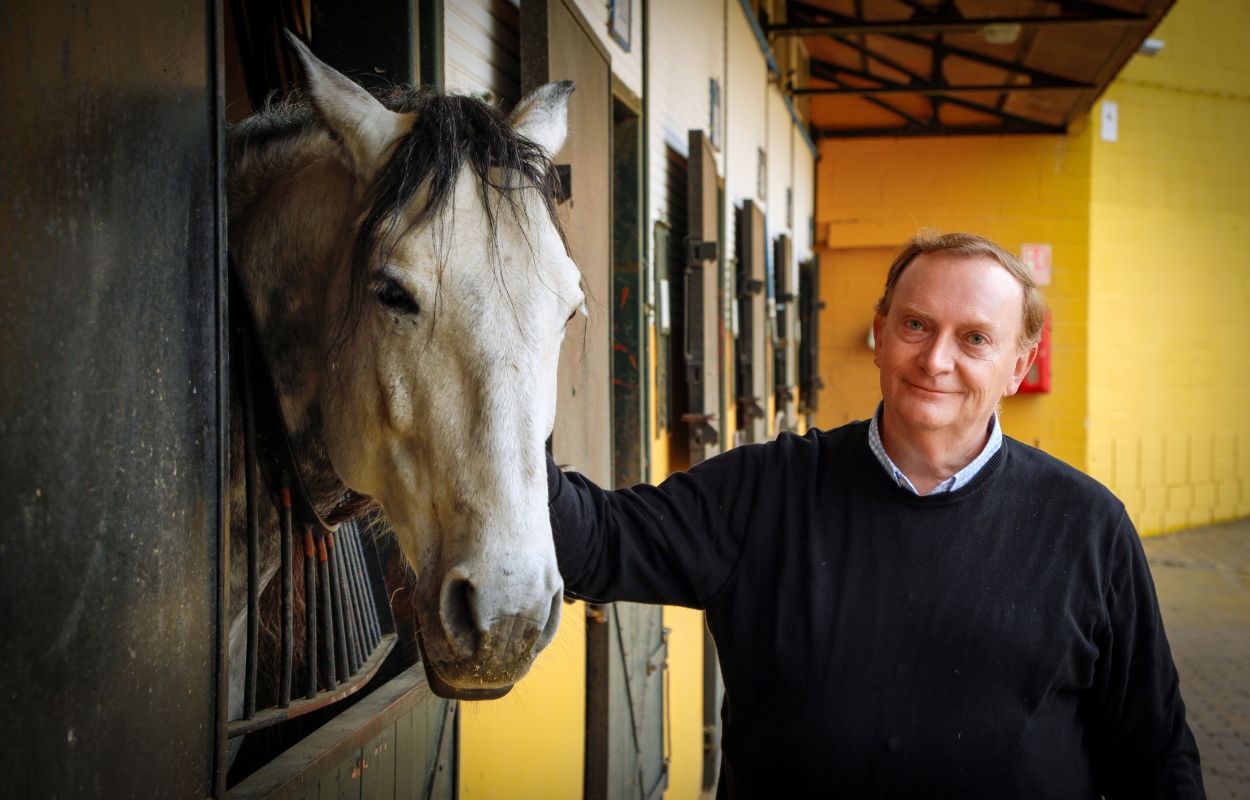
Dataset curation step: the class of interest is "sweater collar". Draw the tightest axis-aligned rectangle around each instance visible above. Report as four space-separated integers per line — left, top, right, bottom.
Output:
866 403 1004 497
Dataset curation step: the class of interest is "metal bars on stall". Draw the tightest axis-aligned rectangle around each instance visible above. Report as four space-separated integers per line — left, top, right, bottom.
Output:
228 256 395 739
229 516 394 739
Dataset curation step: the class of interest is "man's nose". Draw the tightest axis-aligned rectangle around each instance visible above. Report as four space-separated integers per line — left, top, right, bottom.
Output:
920 332 956 375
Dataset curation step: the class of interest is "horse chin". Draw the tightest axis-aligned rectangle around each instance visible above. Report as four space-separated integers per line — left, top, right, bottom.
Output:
413 624 529 701
419 657 514 701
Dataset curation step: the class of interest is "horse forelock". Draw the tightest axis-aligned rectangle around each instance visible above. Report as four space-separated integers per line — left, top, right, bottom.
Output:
228 86 571 354
343 89 570 350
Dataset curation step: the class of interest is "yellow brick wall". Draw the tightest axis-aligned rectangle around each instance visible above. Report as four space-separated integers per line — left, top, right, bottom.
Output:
1087 0 1250 534
814 131 1093 469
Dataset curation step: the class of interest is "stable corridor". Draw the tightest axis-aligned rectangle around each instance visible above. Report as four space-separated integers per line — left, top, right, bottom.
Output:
1146 519 1250 799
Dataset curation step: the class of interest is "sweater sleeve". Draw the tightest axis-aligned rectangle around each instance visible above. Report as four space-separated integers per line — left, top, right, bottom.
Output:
1089 512 1205 799
546 440 775 609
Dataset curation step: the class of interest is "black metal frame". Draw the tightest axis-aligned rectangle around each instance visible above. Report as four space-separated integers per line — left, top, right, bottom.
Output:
772 234 795 422
734 203 766 438
797 258 823 417
773 0 1160 137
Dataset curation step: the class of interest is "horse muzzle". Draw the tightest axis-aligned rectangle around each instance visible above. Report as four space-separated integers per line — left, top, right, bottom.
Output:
414 563 563 700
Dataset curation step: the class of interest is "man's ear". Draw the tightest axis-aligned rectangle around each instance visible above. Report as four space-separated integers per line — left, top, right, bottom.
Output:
284 31 415 179
1004 342 1040 397
510 81 575 159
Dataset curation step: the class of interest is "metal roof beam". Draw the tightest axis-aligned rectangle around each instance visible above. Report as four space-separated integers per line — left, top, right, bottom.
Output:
893 32 1089 86
795 81 1094 95
804 7 1092 90
1054 0 1145 18
809 54 1065 129
861 94 928 127
767 13 1150 36
817 122 1067 138
805 57 1093 93
809 61 929 126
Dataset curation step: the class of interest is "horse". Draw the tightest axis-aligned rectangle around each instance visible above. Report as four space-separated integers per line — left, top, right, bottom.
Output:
224 33 582 722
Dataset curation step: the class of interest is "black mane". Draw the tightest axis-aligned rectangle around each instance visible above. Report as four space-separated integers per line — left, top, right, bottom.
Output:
355 86 567 330
230 85 567 342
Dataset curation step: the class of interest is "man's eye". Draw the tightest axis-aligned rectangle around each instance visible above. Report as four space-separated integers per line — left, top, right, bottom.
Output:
968 333 987 345
904 319 923 331
375 280 420 315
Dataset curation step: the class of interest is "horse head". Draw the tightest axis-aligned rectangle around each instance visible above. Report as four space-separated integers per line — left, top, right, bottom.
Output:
228 36 580 699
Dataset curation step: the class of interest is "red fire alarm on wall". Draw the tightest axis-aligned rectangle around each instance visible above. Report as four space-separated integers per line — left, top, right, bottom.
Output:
1018 312 1052 394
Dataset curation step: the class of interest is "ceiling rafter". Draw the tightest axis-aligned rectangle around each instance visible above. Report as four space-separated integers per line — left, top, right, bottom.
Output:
863 94 929 126
1054 0 1146 18
852 0 868 73
801 47 1094 95
892 33 1086 85
819 122 1066 138
769 2 1149 37
810 54 1062 131
809 58 929 126
995 25 1041 110
769 15 1147 35
787 0 1174 137
795 80 1091 95
790 2 1099 87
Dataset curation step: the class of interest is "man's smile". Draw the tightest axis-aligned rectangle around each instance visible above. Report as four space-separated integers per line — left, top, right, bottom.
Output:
904 380 955 396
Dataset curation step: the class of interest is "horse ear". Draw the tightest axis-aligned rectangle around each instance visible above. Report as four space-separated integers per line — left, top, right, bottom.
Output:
510 81 575 159
283 30 414 177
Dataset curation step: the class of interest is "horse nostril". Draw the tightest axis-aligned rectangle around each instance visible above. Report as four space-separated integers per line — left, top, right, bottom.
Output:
439 575 481 656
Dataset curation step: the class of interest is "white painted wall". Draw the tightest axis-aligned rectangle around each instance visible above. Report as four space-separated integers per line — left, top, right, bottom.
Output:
766 86 793 247
568 0 643 98
444 0 641 108
792 124 815 262
724 1 770 260
444 0 521 107
646 0 725 228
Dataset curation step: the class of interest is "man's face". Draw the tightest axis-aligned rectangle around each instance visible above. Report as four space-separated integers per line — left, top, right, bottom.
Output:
873 251 1037 442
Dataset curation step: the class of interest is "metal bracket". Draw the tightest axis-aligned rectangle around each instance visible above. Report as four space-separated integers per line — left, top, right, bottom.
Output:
682 413 720 448
736 397 767 420
688 239 718 263
738 278 765 298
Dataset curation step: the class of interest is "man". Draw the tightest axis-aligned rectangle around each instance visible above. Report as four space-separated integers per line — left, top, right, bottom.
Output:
547 232 1203 798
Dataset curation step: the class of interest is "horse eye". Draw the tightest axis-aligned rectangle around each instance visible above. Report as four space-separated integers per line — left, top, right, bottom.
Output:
375 280 419 315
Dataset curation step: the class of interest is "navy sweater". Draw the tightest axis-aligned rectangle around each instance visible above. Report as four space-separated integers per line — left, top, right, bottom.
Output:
548 421 1203 798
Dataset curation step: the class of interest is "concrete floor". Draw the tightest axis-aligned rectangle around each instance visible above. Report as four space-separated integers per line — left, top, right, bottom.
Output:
1145 517 1250 800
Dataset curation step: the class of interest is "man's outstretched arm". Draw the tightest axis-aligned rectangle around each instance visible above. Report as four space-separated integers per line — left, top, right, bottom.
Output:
547 433 810 609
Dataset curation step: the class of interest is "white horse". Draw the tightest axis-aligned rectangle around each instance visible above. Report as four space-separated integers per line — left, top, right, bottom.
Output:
225 35 582 716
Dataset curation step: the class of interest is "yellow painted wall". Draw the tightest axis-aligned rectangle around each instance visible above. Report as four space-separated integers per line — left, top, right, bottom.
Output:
458 605 585 799
647 320 705 800
816 246 895 427
1087 0 1250 534
813 131 1093 468
649 320 707 800
663 606 708 799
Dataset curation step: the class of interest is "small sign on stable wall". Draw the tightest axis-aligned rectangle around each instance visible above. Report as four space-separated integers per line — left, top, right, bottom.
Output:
1021 243 1052 287
1100 100 1119 143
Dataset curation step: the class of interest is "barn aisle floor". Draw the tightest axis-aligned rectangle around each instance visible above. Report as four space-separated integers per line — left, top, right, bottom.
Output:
1145 517 1250 799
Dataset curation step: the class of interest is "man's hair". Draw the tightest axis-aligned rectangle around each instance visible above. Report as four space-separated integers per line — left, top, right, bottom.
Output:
874 230 1048 349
